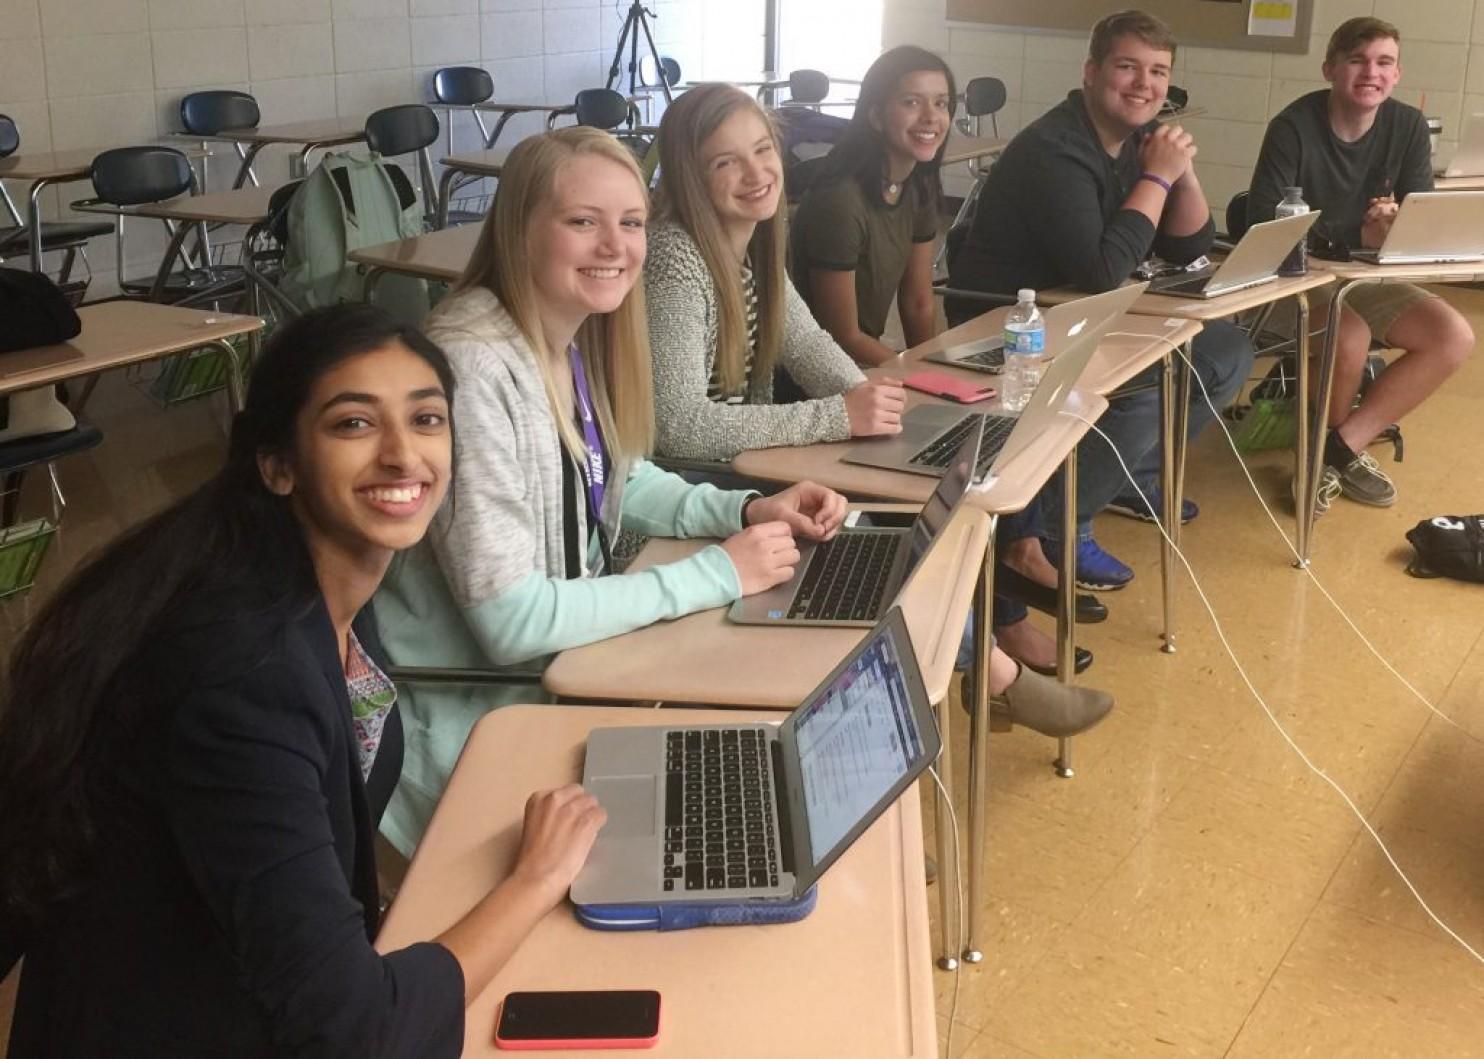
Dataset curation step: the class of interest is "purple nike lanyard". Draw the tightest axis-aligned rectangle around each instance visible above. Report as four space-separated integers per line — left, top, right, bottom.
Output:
567 344 607 522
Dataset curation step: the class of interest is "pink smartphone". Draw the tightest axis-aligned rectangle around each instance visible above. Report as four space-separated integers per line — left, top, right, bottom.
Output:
902 370 997 404
494 990 661 1050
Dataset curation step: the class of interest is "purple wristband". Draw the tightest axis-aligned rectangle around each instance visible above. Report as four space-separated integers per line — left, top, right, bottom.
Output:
1139 171 1172 193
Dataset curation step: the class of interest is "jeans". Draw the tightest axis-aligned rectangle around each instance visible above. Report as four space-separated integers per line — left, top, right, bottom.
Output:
1040 320 1255 543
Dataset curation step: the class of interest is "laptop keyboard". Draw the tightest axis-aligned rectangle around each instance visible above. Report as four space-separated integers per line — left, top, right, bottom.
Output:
787 531 900 621
908 413 1017 479
958 345 1004 370
663 728 779 892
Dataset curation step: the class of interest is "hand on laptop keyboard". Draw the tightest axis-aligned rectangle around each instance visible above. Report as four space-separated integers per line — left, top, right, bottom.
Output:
723 522 801 595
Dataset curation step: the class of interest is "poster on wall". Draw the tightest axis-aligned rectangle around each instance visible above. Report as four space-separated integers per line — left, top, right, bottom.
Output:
1248 0 1298 38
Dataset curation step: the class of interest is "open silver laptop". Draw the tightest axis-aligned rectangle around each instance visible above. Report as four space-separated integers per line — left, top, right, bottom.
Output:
923 282 1148 375
729 416 981 628
572 607 938 910
842 284 1135 480
1148 211 1321 298
1349 191 1484 264
1442 112 1484 177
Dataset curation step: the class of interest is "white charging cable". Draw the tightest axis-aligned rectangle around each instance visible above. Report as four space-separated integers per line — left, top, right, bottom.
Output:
1058 403 1484 966
925 763 967 1053
1104 329 1479 743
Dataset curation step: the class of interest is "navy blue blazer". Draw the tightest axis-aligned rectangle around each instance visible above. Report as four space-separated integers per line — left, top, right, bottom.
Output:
5 590 464 1057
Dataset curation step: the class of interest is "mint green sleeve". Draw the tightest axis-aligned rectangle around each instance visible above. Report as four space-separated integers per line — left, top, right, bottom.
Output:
617 458 751 539
459 545 741 665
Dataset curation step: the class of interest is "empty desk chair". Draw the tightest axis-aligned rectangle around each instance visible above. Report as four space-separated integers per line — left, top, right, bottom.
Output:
433 65 496 148
0 115 110 297
364 104 441 229
179 90 261 189
758 69 831 110
79 146 241 306
548 89 650 162
961 76 1007 140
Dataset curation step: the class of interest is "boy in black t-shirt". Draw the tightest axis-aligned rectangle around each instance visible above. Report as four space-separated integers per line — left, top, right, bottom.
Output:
1250 17 1474 513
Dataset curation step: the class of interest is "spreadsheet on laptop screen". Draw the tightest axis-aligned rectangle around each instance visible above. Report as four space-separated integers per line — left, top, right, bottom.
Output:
793 632 923 863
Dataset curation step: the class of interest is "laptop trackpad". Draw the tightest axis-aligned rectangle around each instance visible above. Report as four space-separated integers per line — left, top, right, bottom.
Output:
590 775 658 837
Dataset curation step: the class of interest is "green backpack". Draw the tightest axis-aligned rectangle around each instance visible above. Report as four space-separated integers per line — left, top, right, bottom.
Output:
280 152 430 323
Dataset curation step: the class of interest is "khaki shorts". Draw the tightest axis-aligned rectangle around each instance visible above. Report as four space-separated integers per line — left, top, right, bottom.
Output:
1269 281 1437 343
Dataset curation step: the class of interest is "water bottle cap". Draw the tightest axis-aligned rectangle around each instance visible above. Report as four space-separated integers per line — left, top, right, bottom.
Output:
1283 186 1303 198
1017 288 1035 302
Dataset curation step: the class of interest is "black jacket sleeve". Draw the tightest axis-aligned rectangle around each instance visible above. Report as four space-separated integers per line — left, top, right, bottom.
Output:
1249 116 1302 232
1021 139 1157 292
1397 110 1436 199
165 665 464 1058
1152 211 1215 265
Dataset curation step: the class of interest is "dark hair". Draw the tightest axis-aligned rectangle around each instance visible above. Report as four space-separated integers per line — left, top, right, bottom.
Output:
0 303 455 930
820 45 957 211
1088 9 1178 66
1325 15 1400 66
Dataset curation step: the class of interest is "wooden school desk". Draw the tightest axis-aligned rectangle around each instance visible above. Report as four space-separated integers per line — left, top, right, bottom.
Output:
347 224 482 295
178 118 367 186
434 148 512 228
545 504 987 971
375 704 937 1058
1434 174 1484 191
0 301 263 412
1300 258 1484 562
1040 273 1334 610
0 148 102 273
562 393 1106 968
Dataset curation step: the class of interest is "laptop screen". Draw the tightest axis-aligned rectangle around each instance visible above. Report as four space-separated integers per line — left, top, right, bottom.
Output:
903 415 981 577
792 625 925 864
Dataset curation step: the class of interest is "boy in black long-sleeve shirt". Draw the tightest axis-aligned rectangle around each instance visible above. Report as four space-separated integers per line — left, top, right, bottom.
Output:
948 9 1255 592
1249 16 1473 512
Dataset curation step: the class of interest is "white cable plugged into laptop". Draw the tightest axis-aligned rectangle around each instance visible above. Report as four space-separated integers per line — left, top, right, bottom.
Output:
1056 405 1484 967
1106 330 1478 743
925 763 967 1055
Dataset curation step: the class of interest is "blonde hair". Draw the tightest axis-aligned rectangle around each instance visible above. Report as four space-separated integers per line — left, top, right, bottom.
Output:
458 126 656 462
653 83 787 397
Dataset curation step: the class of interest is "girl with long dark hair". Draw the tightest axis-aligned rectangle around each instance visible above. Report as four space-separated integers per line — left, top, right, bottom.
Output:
791 45 956 367
0 305 605 1056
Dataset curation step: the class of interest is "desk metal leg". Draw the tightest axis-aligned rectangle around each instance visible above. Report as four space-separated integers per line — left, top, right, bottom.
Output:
963 516 997 963
233 143 267 189
934 688 961 971
436 166 459 229
1055 447 1077 778
1157 353 1181 652
1299 283 1353 567
27 177 56 273
211 338 247 412
1292 291 1313 563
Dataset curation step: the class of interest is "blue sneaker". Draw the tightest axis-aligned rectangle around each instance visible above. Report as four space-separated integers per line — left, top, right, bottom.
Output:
1106 487 1198 525
1044 537 1134 591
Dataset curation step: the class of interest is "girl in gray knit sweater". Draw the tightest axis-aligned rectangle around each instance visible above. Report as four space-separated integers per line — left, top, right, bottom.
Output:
645 83 907 462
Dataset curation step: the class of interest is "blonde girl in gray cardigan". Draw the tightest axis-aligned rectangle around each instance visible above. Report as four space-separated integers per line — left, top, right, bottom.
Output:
645 83 908 462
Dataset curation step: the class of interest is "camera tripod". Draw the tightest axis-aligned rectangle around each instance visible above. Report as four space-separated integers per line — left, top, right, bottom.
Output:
605 1 673 105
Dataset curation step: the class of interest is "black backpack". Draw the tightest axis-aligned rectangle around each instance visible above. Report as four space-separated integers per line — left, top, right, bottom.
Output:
1405 515 1484 582
0 267 82 353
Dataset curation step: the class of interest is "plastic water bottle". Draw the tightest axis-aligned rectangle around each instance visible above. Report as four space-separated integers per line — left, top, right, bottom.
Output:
1001 289 1046 412
1276 186 1309 277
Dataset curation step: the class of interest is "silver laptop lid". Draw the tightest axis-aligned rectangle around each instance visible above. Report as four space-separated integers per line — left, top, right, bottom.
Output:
978 284 1145 483
775 607 939 894
899 415 983 582
1376 191 1484 261
931 283 1148 362
1204 211 1320 289
1443 112 1484 177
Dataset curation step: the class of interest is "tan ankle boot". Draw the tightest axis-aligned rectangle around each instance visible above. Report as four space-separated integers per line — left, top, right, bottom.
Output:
992 665 1114 737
